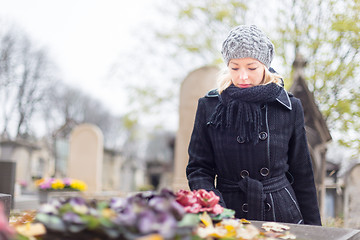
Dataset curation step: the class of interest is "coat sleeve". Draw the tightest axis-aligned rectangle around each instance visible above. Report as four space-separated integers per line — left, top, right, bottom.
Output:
186 98 226 207
288 98 322 225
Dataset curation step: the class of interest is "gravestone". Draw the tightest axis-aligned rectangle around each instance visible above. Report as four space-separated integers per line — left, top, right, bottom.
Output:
173 66 219 191
68 124 104 193
0 193 11 219
344 163 360 229
0 161 16 209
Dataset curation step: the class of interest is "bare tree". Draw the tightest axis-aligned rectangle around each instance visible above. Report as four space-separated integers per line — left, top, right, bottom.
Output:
0 22 56 139
0 25 18 136
42 82 126 149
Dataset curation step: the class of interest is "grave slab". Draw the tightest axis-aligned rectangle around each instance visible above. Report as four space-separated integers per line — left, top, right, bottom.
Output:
251 221 360 240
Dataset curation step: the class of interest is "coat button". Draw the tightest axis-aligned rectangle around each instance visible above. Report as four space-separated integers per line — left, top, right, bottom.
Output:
261 103 266 109
240 170 249 178
237 136 245 144
265 203 271 212
260 167 269 177
242 203 248 212
259 132 268 140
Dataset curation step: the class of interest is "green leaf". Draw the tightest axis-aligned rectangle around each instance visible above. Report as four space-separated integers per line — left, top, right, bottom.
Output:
81 215 100 229
211 208 236 221
99 217 114 228
177 213 200 227
15 234 32 240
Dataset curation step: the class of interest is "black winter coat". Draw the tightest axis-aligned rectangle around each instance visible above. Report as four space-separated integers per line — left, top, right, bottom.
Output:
186 87 322 225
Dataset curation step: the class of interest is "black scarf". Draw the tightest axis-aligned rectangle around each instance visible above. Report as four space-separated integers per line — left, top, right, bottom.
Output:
209 83 283 143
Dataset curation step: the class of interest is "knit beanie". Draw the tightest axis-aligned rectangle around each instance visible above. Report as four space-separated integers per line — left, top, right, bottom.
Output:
221 25 274 68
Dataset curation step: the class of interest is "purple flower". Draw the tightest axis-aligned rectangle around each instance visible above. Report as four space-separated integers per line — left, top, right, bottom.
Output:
137 210 156 234
114 206 137 226
137 210 177 238
40 182 52 190
62 212 84 224
69 197 87 207
148 197 170 212
109 198 127 212
156 212 177 238
159 188 176 199
38 203 59 215
170 200 186 220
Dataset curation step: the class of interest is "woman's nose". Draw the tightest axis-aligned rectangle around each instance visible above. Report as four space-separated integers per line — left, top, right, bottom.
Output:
239 70 248 80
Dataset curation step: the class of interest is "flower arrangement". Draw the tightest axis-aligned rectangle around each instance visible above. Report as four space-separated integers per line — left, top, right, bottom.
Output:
34 189 195 239
35 178 87 191
6 189 297 240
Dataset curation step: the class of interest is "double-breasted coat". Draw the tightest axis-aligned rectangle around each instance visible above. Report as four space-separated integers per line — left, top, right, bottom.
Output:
186 87 322 225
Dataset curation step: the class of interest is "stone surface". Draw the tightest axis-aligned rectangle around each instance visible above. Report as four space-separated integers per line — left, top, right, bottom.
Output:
38 190 83 204
344 163 360 229
0 161 16 208
68 124 104 193
14 194 39 211
173 66 219 191
0 193 11 218
251 221 360 240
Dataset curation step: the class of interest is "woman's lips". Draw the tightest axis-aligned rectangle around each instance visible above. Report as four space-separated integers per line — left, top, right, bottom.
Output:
238 84 251 88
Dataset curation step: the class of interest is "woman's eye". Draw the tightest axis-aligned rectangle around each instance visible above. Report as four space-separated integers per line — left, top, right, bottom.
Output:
249 68 257 71
231 68 239 71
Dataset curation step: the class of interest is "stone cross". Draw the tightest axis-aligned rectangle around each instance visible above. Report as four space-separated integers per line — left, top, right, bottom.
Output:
68 124 104 193
173 66 218 191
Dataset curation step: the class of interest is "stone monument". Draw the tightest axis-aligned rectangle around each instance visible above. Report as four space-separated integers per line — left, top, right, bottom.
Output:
68 124 104 193
344 163 360 228
173 66 219 191
0 161 16 209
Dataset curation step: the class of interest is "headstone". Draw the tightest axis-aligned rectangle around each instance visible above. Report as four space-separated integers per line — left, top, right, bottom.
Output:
0 193 11 219
173 66 219 191
344 163 360 228
0 161 16 208
68 124 104 193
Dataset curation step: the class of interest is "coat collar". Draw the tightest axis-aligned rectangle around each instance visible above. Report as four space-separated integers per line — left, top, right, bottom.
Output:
206 88 293 111
276 88 292 110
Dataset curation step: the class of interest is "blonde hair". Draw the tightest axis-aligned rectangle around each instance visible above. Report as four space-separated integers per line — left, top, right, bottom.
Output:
217 65 283 94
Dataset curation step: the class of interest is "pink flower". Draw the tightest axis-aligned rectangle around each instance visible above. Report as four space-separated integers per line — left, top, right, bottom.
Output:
196 189 219 208
176 189 224 215
63 178 72 186
212 204 224 215
175 190 198 207
39 181 52 190
184 203 202 213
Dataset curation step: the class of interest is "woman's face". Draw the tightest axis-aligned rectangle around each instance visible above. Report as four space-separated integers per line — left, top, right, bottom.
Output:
228 58 265 88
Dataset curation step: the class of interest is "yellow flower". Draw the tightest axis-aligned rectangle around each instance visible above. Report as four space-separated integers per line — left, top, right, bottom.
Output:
101 208 116 219
70 180 87 191
51 179 65 190
34 178 45 186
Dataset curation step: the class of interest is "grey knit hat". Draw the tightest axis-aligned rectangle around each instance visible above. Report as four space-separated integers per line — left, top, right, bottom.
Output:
221 25 274 68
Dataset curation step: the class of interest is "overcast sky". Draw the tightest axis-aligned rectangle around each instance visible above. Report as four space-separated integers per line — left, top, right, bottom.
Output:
0 0 161 116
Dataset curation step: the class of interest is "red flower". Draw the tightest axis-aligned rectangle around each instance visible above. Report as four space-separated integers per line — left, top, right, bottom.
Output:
196 189 219 208
184 203 202 213
176 190 198 207
212 203 224 215
176 189 224 215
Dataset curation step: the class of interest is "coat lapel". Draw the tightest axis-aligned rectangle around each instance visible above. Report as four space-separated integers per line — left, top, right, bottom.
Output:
276 89 292 110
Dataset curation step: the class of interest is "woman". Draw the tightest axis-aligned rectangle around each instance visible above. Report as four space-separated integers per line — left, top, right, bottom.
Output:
186 25 321 225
